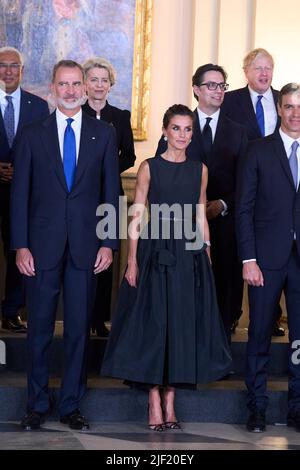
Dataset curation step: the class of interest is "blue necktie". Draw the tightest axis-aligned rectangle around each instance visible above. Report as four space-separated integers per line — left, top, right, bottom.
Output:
256 95 265 137
3 95 15 147
289 141 299 190
63 118 76 192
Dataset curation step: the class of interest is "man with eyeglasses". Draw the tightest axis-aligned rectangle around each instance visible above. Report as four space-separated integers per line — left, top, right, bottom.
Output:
222 48 284 337
0 46 49 333
156 64 247 346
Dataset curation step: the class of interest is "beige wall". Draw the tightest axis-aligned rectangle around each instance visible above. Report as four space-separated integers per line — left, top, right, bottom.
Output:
129 0 300 171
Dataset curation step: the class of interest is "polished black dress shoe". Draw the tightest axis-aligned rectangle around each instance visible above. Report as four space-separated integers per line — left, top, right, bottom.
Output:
21 411 45 431
287 412 300 431
2 315 27 332
246 409 266 432
60 409 89 430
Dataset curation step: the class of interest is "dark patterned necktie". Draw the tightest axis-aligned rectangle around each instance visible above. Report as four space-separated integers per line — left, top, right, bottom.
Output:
202 117 212 158
4 95 15 147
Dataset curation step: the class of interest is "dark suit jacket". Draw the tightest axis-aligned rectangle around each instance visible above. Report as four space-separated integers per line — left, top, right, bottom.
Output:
10 111 120 270
222 86 280 141
82 101 136 173
156 109 248 213
236 132 300 269
0 89 49 164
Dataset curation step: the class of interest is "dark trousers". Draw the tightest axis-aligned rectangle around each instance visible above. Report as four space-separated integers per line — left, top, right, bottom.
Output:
91 266 113 334
210 215 244 342
0 184 25 318
25 248 96 416
246 246 300 414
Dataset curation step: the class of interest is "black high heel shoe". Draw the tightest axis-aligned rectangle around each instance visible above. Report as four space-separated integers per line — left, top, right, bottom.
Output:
163 421 181 430
148 423 165 432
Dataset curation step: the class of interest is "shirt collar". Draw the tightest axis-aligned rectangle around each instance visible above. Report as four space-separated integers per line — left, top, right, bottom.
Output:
197 107 220 122
56 107 82 124
279 128 300 150
0 86 21 101
248 85 273 101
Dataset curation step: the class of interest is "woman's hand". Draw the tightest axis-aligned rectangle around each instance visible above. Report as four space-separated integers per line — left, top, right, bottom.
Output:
125 260 139 287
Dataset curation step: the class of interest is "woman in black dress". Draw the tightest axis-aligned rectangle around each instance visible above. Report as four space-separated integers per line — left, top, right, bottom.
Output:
101 105 232 431
82 57 136 336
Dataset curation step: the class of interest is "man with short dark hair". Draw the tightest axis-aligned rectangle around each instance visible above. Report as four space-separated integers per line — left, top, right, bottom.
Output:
156 64 247 343
11 60 119 431
236 83 300 432
0 46 49 332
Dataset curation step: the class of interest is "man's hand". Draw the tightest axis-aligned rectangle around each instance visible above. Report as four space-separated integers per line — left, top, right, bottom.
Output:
0 162 13 183
206 200 223 220
243 261 264 287
94 247 113 274
16 248 35 276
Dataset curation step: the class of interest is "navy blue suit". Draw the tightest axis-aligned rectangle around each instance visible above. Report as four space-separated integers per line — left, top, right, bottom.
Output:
222 86 280 140
236 132 300 414
157 110 247 339
10 111 119 415
0 89 49 318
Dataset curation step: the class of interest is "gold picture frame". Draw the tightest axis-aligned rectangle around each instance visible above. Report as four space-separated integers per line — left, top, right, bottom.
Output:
131 0 153 141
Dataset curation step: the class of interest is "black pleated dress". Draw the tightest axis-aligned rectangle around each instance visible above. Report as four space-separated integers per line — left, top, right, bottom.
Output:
101 156 232 387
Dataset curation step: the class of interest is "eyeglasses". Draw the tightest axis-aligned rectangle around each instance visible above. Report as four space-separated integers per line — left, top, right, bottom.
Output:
0 63 22 71
198 81 229 91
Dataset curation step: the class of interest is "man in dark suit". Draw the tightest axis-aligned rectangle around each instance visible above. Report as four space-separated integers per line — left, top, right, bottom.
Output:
10 60 119 431
0 46 49 332
222 48 284 336
157 64 247 343
236 83 300 432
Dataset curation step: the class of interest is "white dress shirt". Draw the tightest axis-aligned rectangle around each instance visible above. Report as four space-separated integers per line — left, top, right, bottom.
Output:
248 86 278 136
0 86 21 134
56 108 82 163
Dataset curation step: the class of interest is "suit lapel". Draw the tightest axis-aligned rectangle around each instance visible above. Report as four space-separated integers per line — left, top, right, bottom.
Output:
41 113 68 192
0 110 9 148
73 114 96 186
240 87 261 135
272 133 296 190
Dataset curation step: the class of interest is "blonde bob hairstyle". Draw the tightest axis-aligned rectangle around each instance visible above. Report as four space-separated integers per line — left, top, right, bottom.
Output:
82 57 116 86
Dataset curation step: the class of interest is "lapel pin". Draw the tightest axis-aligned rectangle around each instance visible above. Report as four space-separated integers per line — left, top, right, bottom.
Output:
27 100 31 104
92 136 96 140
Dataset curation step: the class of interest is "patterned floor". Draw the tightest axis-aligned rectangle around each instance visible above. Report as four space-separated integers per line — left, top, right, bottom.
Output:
0 421 299 451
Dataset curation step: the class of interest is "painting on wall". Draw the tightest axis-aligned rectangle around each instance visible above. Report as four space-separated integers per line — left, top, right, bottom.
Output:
0 0 152 139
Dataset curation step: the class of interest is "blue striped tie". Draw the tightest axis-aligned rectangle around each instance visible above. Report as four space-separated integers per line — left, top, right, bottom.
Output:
4 95 15 147
63 118 76 192
256 95 265 137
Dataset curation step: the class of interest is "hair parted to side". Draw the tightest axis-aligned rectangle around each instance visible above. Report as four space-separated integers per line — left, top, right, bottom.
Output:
0 46 24 65
192 64 227 101
163 104 195 129
278 83 300 106
82 57 116 86
52 60 85 83
243 48 274 70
